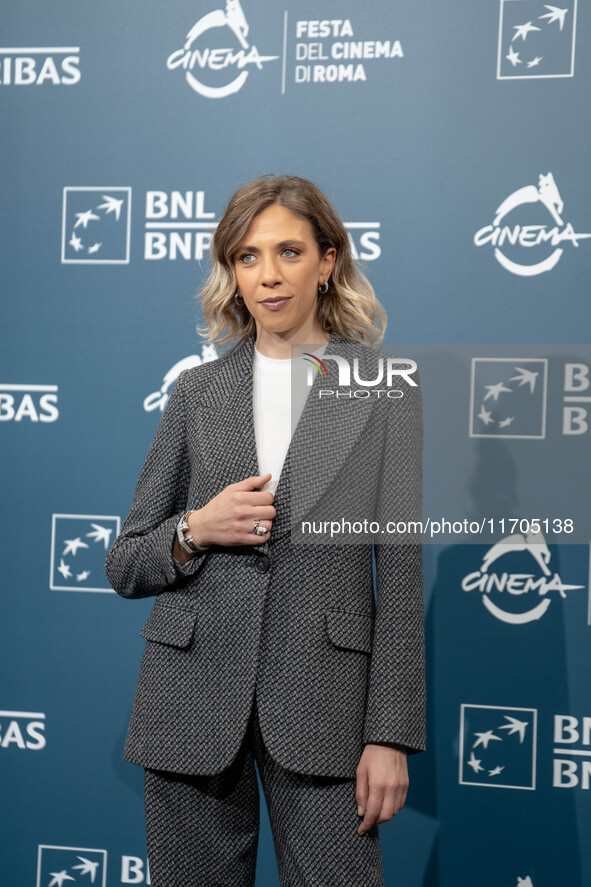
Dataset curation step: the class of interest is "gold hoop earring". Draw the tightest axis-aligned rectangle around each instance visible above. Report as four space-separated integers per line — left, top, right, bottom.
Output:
318 281 329 295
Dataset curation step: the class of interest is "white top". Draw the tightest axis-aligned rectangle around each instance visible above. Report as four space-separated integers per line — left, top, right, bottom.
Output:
253 343 328 494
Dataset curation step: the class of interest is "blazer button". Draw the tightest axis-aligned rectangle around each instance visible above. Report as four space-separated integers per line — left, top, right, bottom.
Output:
254 554 270 574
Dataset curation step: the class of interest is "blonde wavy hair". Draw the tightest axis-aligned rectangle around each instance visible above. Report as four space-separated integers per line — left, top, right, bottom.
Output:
197 175 387 347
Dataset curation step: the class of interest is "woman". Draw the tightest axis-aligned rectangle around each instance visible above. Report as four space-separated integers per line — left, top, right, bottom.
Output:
105 174 425 887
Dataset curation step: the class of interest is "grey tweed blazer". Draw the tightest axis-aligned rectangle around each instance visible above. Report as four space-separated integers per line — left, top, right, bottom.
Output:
105 331 425 778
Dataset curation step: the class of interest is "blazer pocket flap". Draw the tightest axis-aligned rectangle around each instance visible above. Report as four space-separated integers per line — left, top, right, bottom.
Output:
140 604 198 649
325 608 374 654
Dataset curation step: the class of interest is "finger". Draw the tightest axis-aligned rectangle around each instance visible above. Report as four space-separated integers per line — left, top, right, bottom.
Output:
376 789 397 824
248 533 270 545
358 789 383 835
383 782 407 819
238 489 275 507
249 504 277 519
394 785 408 815
242 519 272 543
355 765 369 817
359 768 384 834
234 473 272 492
247 521 271 535
230 499 274 531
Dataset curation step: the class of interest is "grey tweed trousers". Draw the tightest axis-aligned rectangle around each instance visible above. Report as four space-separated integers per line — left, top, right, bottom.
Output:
144 692 383 887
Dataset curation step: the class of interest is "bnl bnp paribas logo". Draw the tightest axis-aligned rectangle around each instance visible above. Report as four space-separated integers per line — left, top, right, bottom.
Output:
37 847 107 887
166 0 278 98
497 0 577 79
62 189 381 263
470 358 547 438
50 514 120 592
474 172 591 276
0 710 46 750
470 357 591 438
37 847 153 887
0 45 80 86
0 383 59 422
460 706 591 791
61 188 132 264
459 704 538 790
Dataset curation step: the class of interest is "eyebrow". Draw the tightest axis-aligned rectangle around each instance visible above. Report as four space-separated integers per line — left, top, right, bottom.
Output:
236 239 307 253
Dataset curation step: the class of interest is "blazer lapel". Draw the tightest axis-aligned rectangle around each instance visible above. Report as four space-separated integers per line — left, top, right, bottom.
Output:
196 330 379 544
195 334 259 496
272 332 379 539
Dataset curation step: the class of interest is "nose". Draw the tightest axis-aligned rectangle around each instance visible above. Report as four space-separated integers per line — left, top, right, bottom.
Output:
260 254 282 288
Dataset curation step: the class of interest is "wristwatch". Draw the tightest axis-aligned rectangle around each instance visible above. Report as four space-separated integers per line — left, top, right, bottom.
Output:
176 510 208 553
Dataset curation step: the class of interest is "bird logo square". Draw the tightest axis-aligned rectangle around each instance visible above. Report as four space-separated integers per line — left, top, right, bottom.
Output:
497 0 577 79
469 358 547 439
36 846 107 887
61 187 131 263
50 514 120 592
459 704 538 789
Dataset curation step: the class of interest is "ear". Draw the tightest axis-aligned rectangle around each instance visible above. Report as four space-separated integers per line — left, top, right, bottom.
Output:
319 246 336 282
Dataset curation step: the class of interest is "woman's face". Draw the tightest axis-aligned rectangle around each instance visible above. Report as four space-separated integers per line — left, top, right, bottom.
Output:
233 204 335 339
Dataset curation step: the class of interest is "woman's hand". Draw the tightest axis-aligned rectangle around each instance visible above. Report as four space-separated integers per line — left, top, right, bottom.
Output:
188 472 276 548
355 742 409 835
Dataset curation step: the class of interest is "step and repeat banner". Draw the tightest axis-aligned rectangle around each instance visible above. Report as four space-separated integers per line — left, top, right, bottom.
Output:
2 1 589 885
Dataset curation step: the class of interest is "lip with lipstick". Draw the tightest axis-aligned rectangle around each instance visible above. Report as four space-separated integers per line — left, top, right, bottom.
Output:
258 296 292 311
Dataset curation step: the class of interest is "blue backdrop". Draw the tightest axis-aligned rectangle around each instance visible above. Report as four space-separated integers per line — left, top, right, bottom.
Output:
2 2 590 886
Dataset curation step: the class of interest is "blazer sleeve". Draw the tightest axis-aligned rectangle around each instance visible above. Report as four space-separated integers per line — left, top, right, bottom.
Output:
363 368 426 754
105 371 209 599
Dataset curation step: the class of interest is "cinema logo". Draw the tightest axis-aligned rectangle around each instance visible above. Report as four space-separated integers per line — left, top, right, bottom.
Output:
0 46 80 85
462 532 584 624
474 172 591 276
304 353 417 399
166 0 278 98
143 349 219 413
0 383 59 423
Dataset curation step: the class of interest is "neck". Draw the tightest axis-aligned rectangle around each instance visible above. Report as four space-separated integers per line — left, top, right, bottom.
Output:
254 322 330 359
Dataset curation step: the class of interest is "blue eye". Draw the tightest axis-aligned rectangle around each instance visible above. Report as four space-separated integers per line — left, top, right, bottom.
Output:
282 248 298 257
239 253 255 263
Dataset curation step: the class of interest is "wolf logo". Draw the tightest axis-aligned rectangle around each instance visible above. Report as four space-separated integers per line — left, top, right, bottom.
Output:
143 347 218 412
493 172 563 227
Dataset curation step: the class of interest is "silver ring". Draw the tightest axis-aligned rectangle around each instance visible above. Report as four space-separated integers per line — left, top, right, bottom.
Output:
255 525 267 536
